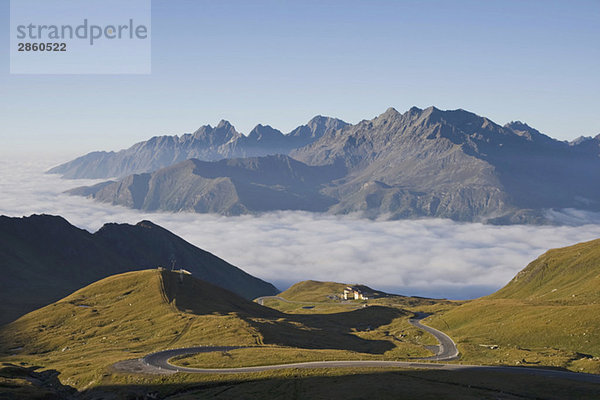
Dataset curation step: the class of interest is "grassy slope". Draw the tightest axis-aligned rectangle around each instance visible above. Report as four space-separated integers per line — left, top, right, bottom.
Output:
3 268 598 399
94 220 279 299
490 238 600 303
0 215 277 325
279 280 348 302
428 239 600 373
0 270 438 395
0 270 269 390
279 280 447 309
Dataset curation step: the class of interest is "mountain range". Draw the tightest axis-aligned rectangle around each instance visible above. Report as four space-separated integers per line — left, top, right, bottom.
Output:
52 106 600 224
0 214 277 325
48 116 349 179
67 155 342 214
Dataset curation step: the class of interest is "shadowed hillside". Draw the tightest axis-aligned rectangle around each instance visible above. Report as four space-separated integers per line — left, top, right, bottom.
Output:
0 270 276 390
0 269 432 395
0 214 277 325
68 155 342 215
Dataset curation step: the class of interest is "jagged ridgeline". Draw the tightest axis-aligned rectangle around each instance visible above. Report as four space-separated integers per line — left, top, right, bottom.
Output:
0 214 277 325
47 116 349 179
52 107 600 223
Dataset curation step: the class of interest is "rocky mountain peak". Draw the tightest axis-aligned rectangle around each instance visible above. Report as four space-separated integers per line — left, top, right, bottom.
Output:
192 124 213 137
505 121 540 140
216 119 234 129
248 124 282 138
505 120 532 131
570 135 594 146
416 106 446 124
307 115 328 125
306 115 348 133
382 106 400 116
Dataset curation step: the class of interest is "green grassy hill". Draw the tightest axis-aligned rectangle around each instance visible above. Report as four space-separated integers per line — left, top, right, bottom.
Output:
0 269 438 396
278 280 348 302
277 280 446 311
0 269 275 389
427 239 600 373
490 238 600 303
3 264 597 398
0 214 277 325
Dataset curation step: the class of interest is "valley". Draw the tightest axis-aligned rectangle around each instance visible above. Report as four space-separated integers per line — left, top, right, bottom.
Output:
3 2 599 398
1 237 600 398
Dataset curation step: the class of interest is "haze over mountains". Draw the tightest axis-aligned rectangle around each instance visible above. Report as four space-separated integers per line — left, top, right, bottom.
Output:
48 116 349 179
51 106 600 224
0 214 277 325
67 155 342 215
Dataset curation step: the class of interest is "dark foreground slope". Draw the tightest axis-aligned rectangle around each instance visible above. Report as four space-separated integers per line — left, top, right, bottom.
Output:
0 214 277 324
427 238 600 373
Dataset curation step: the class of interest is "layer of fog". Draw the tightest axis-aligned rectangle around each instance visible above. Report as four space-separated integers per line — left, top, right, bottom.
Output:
2 157 600 299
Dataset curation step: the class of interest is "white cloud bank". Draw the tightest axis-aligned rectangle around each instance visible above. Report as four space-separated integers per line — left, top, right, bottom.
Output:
2 156 600 299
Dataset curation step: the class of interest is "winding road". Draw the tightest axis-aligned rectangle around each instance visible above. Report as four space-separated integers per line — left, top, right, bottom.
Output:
255 296 298 306
112 312 600 384
128 350 600 383
255 296 360 307
408 312 459 361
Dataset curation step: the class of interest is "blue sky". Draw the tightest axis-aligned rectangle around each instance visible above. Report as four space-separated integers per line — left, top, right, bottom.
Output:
1 0 599 156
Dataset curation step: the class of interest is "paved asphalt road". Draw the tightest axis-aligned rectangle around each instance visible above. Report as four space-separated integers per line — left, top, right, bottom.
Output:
256 300 457 360
408 312 459 361
255 296 291 306
254 296 358 306
132 312 600 384
139 346 600 383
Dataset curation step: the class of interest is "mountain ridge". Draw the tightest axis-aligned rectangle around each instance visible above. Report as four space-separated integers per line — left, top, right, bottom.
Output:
57 106 600 224
47 116 348 179
0 214 277 325
67 155 343 214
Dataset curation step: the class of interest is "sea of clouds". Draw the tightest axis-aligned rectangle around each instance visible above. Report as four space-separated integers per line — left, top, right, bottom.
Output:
2 156 600 299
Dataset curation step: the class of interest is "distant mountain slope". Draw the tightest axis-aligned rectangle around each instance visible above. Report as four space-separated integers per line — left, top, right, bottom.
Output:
0 214 277 325
67 155 342 214
569 133 600 157
60 106 600 223
427 239 600 368
47 116 348 179
292 106 600 223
